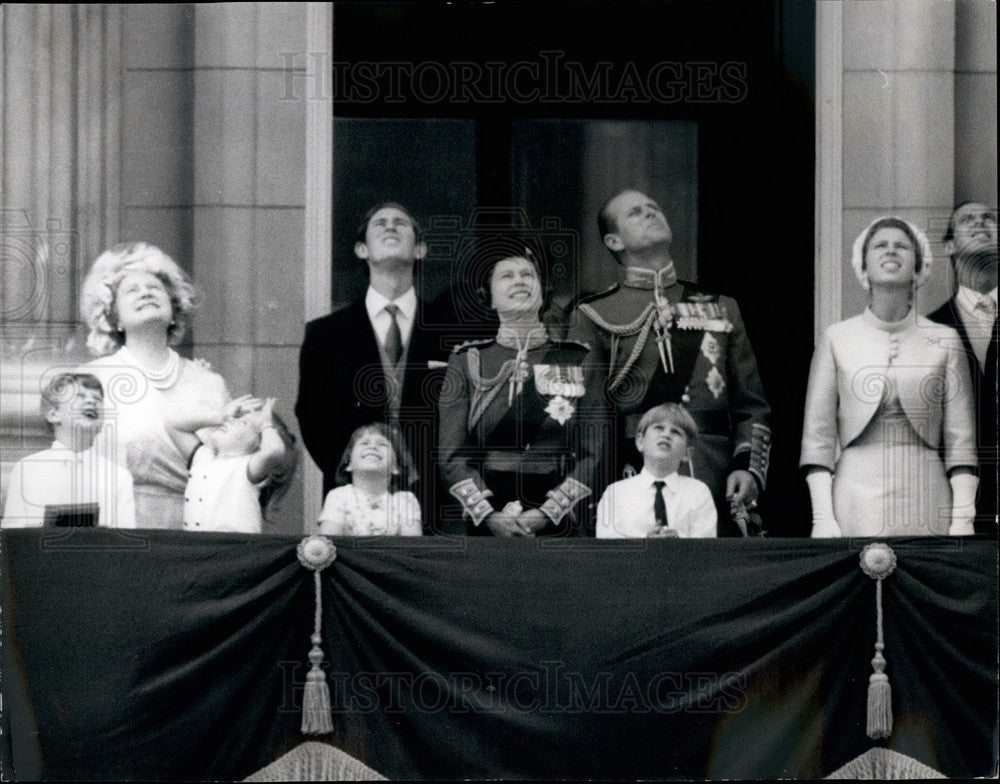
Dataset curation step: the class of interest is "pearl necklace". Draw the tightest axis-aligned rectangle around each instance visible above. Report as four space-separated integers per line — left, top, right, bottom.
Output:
119 346 181 390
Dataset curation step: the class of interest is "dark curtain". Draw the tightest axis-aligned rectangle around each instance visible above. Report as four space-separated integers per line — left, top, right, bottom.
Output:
2 530 997 780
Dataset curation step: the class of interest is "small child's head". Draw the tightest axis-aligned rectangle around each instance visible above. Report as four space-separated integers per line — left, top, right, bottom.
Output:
635 403 698 476
204 410 263 457
41 372 105 447
335 422 418 492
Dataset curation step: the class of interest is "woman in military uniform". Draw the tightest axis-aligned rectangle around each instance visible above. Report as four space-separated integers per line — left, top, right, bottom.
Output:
438 251 607 536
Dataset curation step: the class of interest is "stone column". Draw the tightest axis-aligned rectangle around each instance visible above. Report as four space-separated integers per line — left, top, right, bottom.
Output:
302 2 334 527
954 0 997 205
2 4 121 337
192 2 310 532
840 0 956 319
1 4 122 496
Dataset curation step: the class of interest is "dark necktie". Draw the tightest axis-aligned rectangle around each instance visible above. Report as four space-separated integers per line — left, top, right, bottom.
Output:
384 303 402 365
653 480 669 528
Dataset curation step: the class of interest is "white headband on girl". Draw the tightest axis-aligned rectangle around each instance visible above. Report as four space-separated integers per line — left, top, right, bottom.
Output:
850 216 933 291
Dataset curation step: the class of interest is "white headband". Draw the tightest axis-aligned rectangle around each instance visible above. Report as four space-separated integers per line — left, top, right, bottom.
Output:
850 216 933 291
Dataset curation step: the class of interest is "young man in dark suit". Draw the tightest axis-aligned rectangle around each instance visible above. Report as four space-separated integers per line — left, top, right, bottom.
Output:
928 202 998 532
296 202 449 531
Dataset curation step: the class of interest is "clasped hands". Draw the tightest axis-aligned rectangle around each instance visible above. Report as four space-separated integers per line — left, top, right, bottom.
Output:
484 501 549 537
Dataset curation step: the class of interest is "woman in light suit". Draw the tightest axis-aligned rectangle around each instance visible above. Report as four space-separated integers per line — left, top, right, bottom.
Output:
801 216 978 537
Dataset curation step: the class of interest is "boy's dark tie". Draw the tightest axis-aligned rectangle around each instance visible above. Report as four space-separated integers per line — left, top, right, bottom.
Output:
653 480 669 528
384 303 402 364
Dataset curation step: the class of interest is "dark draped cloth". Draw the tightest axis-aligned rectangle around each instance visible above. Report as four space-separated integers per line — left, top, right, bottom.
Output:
2 530 997 780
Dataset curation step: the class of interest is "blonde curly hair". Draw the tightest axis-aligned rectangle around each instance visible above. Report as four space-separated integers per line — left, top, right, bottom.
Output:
80 242 198 356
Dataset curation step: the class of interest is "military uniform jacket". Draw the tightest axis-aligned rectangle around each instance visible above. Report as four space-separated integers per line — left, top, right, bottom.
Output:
568 272 771 494
438 335 607 530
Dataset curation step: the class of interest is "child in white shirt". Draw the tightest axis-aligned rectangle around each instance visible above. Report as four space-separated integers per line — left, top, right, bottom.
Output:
596 403 716 538
169 396 296 533
2 372 136 528
317 423 421 536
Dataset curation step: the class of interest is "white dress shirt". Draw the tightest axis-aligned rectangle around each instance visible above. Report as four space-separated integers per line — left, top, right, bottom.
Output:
955 285 998 369
596 466 717 538
365 286 417 352
1 441 137 528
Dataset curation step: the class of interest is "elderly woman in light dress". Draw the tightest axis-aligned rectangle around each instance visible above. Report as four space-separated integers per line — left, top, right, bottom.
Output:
79 242 285 529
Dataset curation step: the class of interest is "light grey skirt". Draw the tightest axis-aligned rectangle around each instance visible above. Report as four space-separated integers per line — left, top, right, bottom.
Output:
833 409 950 537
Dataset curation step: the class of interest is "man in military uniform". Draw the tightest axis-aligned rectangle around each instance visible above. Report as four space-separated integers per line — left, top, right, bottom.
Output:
568 190 771 536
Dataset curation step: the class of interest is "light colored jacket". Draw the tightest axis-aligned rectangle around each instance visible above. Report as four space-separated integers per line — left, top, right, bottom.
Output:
800 309 977 473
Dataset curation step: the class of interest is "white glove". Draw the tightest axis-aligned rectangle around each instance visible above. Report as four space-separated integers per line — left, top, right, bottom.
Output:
948 472 978 535
806 470 842 538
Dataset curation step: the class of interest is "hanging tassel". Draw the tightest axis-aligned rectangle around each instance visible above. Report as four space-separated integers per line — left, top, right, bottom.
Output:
301 576 334 734
859 543 897 741
867 642 892 739
297 536 338 735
